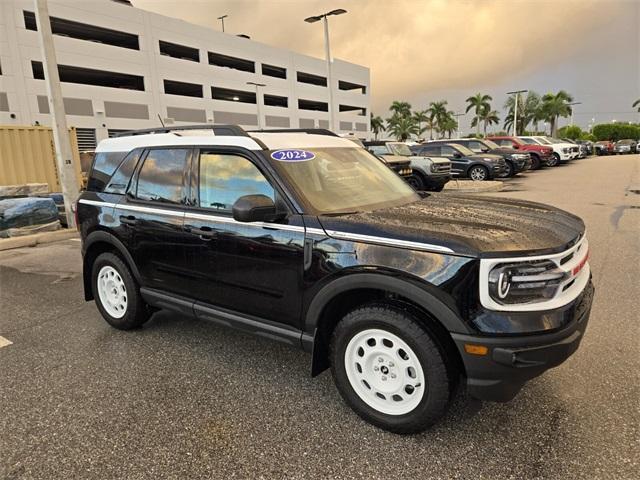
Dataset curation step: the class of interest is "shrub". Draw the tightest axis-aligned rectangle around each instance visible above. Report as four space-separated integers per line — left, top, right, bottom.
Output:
557 125 583 140
592 123 640 141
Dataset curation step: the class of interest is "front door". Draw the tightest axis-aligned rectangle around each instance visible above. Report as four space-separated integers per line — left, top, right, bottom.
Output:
439 145 466 176
183 149 305 329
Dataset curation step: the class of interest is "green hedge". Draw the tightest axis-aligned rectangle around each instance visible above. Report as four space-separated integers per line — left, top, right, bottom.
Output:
592 123 640 141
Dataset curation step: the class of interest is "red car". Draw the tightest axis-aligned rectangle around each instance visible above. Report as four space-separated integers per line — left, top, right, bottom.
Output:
594 140 615 155
487 136 554 169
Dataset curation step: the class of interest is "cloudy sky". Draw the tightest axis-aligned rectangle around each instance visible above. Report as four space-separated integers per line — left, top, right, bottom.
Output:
134 0 639 131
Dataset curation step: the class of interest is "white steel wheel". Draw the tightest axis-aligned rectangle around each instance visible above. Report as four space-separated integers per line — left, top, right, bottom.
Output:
344 328 425 416
97 265 128 319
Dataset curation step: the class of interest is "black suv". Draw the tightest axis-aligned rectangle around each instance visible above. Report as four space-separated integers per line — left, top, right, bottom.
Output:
447 138 532 177
411 142 508 181
78 126 594 434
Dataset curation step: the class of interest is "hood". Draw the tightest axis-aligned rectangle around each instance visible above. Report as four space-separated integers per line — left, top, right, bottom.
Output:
469 153 504 162
318 194 585 258
379 154 411 165
489 147 523 156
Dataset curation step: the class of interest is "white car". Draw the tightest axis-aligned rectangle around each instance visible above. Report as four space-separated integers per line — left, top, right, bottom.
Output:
519 136 578 165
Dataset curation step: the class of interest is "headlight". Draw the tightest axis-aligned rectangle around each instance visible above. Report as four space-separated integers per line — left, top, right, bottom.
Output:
563 148 570 153
488 260 567 305
430 163 437 172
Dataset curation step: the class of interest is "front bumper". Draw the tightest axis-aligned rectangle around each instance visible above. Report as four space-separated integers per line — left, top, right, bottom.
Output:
452 279 594 402
491 163 509 177
423 173 451 187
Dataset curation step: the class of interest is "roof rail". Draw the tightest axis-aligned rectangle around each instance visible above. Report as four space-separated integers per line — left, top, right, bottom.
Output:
247 128 339 137
113 124 249 138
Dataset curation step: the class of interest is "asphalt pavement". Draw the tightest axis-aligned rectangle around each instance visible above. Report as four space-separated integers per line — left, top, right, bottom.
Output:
1 154 638 479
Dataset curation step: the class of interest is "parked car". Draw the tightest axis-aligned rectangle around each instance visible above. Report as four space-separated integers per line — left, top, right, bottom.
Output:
518 136 575 165
614 139 638 154
78 125 594 434
364 141 450 191
575 140 594 156
594 140 615 155
487 135 553 169
561 139 588 159
411 142 508 181
446 138 532 177
362 141 413 179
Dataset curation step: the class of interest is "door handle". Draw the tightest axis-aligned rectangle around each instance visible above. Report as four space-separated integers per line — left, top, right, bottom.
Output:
119 215 137 226
185 225 214 240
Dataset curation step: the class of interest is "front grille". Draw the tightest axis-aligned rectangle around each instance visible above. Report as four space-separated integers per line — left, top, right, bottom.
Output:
433 163 450 173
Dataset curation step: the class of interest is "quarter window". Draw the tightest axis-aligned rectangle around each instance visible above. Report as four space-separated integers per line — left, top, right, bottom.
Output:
199 153 274 213
135 149 189 204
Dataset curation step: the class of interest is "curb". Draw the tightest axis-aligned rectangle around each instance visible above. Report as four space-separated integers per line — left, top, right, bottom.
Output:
0 229 78 252
443 180 503 193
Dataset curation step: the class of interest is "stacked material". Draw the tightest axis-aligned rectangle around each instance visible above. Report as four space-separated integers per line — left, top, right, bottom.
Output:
0 197 60 238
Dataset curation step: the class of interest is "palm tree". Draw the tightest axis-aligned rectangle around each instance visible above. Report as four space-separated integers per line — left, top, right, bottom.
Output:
412 110 429 138
503 91 540 135
465 93 493 137
539 90 574 136
386 115 419 141
370 114 385 140
634 99 640 113
427 101 449 139
479 108 500 136
439 113 458 139
389 101 412 118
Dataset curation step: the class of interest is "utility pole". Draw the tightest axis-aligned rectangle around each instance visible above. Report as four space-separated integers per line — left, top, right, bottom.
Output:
34 0 77 228
507 89 527 137
218 15 228 33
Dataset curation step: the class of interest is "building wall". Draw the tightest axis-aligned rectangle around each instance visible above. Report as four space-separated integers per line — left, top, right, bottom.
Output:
0 0 370 147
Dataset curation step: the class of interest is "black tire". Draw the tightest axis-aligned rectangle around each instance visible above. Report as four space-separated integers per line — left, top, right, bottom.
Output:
530 155 541 170
406 173 425 191
432 183 445 192
500 161 515 178
548 153 560 167
91 252 150 330
468 165 489 181
330 304 453 434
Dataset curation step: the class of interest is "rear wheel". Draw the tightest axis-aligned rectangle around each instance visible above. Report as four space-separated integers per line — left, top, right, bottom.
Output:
330 304 453 434
468 165 489 181
406 173 425 191
92 252 150 330
548 153 560 167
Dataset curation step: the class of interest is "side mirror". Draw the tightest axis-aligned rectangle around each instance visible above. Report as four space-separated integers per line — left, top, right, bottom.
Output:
512 144 519 149
232 194 278 223
453 152 462 159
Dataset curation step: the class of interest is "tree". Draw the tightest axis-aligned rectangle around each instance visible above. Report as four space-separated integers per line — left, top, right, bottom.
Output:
389 101 412 118
370 114 385 140
634 99 640 113
427 101 449 139
557 125 583 140
539 90 574 136
479 108 500 136
465 93 492 137
412 110 429 138
439 113 458 139
386 115 419 141
503 91 540 135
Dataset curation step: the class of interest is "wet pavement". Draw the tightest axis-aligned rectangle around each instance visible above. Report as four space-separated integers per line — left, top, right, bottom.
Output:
1 154 638 479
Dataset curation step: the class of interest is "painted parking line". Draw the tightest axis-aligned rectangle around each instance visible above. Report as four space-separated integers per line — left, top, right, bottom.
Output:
0 336 13 348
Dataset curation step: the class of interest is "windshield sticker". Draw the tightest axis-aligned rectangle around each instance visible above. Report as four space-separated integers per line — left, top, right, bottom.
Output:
271 149 316 162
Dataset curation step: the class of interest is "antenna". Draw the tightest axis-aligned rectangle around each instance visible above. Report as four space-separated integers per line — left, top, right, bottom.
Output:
157 114 165 128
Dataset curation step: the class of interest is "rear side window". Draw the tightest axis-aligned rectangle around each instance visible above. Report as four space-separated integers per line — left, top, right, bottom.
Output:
104 149 142 194
420 146 440 156
135 149 189 204
87 151 127 191
199 153 274 213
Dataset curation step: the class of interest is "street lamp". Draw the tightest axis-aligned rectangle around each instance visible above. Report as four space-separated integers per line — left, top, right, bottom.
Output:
566 101 581 126
217 15 228 32
247 81 266 129
452 112 465 138
506 89 527 136
304 8 347 132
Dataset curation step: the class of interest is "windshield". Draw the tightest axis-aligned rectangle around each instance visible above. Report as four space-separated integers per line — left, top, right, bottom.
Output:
452 144 475 156
536 137 552 145
388 143 413 156
482 139 500 149
519 137 538 145
617 139 633 145
268 148 419 215
547 137 565 144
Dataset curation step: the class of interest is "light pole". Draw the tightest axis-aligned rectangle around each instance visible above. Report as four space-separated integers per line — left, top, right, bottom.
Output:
304 8 347 132
217 15 228 32
566 101 581 126
507 89 527 136
247 82 266 129
453 112 465 138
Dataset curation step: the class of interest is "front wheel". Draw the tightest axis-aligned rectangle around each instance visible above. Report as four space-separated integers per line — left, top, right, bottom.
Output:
406 173 425 191
548 153 560 167
530 155 541 170
499 161 515 178
468 165 489 181
330 304 452 434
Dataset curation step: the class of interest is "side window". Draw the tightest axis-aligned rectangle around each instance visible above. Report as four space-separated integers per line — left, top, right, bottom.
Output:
199 153 274 213
87 151 128 191
440 146 456 157
135 149 189 204
104 149 142 194
468 141 483 152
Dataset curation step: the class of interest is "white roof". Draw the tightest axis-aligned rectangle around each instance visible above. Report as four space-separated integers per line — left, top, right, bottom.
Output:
96 131 359 153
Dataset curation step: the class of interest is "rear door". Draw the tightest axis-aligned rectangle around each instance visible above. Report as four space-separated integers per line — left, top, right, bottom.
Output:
183 148 306 329
118 147 194 297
